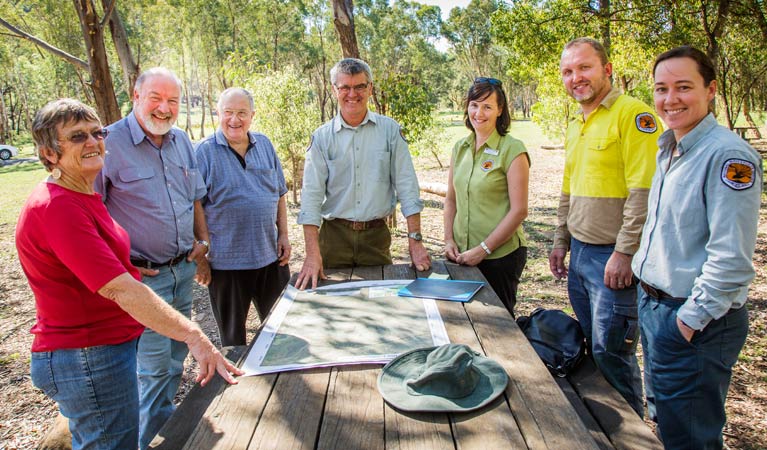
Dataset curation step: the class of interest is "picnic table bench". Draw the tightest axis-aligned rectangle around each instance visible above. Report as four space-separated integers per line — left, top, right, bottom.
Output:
733 126 762 141
149 261 661 450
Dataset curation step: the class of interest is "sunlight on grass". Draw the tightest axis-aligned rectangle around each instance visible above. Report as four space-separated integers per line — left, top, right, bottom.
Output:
0 162 47 226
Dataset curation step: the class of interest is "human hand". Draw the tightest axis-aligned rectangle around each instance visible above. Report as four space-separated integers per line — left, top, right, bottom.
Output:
194 257 211 287
409 241 431 272
295 252 325 290
603 251 633 290
456 246 485 266
185 328 243 386
444 239 460 262
676 317 695 342
277 235 291 267
188 240 208 263
549 248 568 279
136 267 160 278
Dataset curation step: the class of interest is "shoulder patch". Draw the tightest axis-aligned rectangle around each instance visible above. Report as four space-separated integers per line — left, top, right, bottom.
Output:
721 158 756 190
305 135 314 153
635 113 657 133
399 127 408 143
480 159 494 172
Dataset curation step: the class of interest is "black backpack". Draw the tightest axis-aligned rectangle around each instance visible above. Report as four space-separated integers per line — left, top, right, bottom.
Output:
516 308 586 377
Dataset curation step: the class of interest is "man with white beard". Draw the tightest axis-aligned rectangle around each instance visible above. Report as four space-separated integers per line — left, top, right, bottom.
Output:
95 67 212 450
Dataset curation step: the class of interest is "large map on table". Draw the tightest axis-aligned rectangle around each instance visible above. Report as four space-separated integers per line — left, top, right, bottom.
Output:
241 280 450 375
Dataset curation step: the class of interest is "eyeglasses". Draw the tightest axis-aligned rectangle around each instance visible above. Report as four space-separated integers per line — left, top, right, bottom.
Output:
474 77 502 86
222 109 251 120
60 128 109 144
335 83 369 94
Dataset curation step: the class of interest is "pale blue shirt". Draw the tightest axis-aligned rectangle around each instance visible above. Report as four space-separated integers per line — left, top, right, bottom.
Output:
195 130 287 270
632 113 762 330
297 111 423 227
95 112 205 263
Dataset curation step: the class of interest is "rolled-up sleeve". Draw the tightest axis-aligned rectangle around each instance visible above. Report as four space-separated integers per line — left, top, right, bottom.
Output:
390 126 423 218
677 150 762 329
297 135 328 227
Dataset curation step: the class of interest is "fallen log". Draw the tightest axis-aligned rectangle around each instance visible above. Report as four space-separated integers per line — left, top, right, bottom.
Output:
420 182 447 197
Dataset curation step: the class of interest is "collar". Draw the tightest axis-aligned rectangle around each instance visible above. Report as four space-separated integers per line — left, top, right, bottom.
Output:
333 111 377 132
657 113 717 156
214 129 255 147
574 86 620 120
464 129 502 152
127 112 176 146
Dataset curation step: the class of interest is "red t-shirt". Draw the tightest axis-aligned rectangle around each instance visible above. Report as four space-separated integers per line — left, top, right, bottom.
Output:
16 182 144 352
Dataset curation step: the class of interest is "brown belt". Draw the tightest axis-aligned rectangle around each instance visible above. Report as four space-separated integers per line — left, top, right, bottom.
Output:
639 280 679 300
333 218 387 231
131 252 189 270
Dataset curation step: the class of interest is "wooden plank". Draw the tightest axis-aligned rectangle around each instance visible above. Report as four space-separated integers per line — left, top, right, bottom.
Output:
568 358 663 450
554 377 614 450
316 265 384 449
381 264 455 450
149 346 248 449
246 369 331 450
446 263 599 450
422 261 529 449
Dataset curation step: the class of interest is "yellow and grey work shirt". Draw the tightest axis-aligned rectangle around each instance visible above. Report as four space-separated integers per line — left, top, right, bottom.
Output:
451 130 529 259
553 88 661 255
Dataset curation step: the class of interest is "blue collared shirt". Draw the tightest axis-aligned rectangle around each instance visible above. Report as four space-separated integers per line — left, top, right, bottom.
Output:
632 113 762 330
297 111 423 227
195 130 287 270
95 112 205 263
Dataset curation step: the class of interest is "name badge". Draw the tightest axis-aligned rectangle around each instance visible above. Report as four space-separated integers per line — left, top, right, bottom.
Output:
484 148 499 156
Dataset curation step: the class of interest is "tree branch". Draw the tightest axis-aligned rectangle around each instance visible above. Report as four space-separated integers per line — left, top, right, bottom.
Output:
100 0 116 29
0 16 89 71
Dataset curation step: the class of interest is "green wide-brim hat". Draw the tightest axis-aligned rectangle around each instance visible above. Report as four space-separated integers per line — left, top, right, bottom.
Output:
377 344 509 413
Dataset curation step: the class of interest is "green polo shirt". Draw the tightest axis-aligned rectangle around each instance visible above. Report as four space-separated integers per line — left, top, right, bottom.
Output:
451 130 529 259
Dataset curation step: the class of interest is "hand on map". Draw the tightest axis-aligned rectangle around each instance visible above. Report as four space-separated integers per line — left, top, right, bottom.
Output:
185 327 243 386
296 251 326 290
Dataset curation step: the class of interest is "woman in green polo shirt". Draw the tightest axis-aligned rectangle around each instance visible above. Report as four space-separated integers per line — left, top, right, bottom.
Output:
444 77 530 317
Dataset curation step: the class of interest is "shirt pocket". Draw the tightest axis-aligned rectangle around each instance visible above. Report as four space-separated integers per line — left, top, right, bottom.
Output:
372 146 391 183
245 168 279 197
117 167 157 199
164 163 197 202
584 136 622 191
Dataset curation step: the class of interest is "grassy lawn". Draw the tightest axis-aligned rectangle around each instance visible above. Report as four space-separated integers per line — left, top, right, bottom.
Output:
0 161 47 227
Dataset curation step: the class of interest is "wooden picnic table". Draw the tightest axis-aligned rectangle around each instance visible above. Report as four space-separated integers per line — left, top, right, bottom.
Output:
150 261 660 450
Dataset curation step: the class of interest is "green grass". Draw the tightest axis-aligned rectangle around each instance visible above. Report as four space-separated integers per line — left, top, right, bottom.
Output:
0 161 47 226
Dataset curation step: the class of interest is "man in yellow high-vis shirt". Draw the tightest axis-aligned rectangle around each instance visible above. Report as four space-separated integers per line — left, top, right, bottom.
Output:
549 37 661 417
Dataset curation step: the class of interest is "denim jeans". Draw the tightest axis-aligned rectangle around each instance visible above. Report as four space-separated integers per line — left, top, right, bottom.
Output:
639 291 748 450
31 339 139 450
568 238 643 416
137 259 195 450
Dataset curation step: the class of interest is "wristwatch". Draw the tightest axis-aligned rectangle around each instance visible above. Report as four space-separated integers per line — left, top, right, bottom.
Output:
196 240 210 250
407 232 423 242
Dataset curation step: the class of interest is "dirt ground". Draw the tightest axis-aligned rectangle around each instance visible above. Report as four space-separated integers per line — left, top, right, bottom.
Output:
0 141 765 449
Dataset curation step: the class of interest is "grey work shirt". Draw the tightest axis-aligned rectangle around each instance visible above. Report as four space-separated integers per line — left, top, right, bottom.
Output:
196 130 287 270
632 113 762 330
95 112 205 263
297 111 423 227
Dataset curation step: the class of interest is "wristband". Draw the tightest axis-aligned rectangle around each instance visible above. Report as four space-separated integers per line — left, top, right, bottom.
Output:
480 241 492 255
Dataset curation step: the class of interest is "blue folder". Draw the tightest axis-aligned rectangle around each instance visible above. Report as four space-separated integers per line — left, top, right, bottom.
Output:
397 278 484 302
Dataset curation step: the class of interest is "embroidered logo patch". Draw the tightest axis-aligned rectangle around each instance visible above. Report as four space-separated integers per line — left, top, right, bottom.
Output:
635 113 657 133
481 159 494 172
721 158 755 190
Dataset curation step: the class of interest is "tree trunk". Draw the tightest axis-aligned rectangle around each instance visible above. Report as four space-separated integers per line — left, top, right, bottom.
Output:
332 0 360 59
73 0 121 124
101 0 139 99
0 86 8 144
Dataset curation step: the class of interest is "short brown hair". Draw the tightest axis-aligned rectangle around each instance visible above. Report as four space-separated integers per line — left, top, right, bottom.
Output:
463 79 511 136
563 37 609 65
653 45 716 86
32 99 100 171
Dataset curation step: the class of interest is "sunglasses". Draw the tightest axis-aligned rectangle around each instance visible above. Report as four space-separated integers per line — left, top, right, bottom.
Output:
61 128 110 144
474 77 502 86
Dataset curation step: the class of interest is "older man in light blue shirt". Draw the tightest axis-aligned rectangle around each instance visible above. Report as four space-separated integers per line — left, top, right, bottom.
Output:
296 58 430 289
96 68 211 450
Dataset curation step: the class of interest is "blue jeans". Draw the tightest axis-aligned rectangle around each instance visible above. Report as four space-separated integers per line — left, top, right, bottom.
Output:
137 259 195 450
568 238 643 416
31 339 139 450
639 291 748 449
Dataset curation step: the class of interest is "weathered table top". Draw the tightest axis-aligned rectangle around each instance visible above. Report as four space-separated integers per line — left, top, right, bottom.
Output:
150 261 647 450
